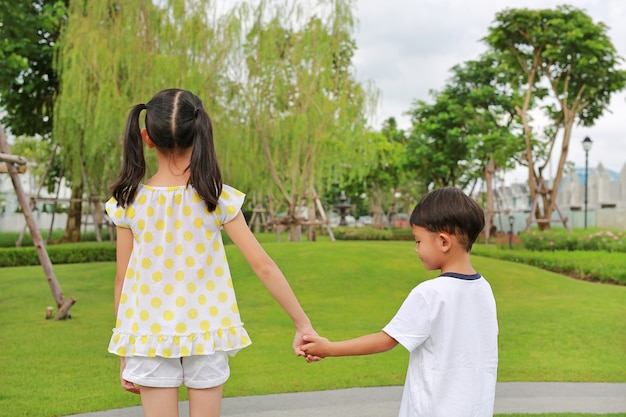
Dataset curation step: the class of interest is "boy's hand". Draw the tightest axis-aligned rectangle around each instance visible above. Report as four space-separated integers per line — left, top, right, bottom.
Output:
301 334 332 359
294 327 323 363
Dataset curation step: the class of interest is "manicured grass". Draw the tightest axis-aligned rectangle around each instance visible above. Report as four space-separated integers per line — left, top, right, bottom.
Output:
0 241 624 417
496 415 626 417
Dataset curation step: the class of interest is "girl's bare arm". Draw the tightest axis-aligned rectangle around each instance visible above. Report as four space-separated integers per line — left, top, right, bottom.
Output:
224 212 318 358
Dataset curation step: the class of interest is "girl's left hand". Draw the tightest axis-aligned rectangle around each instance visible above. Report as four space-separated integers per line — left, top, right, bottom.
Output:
293 326 323 363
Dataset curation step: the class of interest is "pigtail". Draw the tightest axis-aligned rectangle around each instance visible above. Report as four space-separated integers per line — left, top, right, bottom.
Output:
110 104 147 207
188 108 222 212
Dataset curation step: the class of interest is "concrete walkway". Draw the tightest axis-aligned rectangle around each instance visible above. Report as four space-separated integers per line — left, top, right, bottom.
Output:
65 383 626 416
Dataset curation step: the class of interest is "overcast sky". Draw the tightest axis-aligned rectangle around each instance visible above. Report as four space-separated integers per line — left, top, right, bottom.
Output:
352 0 626 183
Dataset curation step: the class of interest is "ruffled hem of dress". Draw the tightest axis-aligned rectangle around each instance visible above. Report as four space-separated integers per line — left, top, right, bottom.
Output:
108 325 252 358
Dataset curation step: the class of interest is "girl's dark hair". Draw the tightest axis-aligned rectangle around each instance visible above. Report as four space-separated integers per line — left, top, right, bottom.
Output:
110 89 222 211
409 187 485 251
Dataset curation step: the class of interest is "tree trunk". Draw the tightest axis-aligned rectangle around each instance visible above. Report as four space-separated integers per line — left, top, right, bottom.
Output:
59 182 84 243
370 186 384 229
0 127 74 317
483 159 496 242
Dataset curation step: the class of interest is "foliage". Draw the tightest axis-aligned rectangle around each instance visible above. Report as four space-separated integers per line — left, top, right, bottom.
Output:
0 0 67 137
54 0 240 238
519 229 626 253
0 242 115 267
332 227 413 241
0 228 111 248
472 244 626 285
406 89 473 188
3 227 626 285
406 53 524 192
1 242 624 416
229 0 377 238
332 226 395 240
7 135 62 193
483 5 626 229
52 0 375 242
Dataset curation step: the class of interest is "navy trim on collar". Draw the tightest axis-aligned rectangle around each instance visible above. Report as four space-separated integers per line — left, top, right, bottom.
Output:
440 272 481 280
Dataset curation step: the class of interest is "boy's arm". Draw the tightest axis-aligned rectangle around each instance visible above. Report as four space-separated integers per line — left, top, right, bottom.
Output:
301 332 398 358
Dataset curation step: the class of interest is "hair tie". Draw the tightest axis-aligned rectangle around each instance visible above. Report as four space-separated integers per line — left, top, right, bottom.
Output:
139 103 147 111
193 108 200 119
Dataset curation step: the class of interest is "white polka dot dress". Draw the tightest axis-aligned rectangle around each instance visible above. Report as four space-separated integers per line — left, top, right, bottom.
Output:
105 184 251 358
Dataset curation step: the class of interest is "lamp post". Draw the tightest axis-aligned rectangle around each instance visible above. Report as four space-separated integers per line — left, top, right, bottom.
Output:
508 215 515 250
582 136 593 229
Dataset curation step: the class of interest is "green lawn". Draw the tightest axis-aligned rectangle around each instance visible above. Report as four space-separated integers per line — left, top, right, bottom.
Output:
0 241 624 417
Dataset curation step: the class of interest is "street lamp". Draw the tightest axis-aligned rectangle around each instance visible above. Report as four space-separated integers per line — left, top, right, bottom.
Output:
508 215 515 250
582 136 593 229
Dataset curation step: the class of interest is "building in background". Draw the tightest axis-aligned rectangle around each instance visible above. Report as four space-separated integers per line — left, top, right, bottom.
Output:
493 162 626 231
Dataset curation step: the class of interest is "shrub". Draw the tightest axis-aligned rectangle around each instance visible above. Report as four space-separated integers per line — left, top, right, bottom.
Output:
332 226 413 241
0 242 115 267
472 244 626 285
519 229 626 253
333 226 393 240
0 229 112 248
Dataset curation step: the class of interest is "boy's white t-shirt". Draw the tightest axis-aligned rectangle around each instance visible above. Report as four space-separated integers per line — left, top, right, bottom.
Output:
383 272 498 417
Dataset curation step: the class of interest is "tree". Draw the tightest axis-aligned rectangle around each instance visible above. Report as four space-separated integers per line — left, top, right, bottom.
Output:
484 5 626 229
53 0 377 243
0 0 67 137
405 88 476 190
53 0 239 241
406 53 526 239
444 54 524 239
230 0 378 240
364 118 407 228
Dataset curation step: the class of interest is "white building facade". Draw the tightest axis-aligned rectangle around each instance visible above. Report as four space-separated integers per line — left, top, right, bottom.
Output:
493 162 626 231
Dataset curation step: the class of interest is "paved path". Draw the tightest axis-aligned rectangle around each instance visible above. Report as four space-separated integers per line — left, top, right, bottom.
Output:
65 383 626 416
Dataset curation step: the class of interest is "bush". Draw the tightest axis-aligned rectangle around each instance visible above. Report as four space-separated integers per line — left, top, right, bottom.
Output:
331 226 414 241
519 229 626 253
0 242 115 267
472 244 626 285
0 229 112 248
333 226 393 240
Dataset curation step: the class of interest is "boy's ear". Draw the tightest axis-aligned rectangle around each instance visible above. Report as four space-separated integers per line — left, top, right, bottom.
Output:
439 232 453 253
141 128 155 148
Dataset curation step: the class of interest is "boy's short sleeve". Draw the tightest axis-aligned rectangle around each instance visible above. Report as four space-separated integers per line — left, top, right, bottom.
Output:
383 287 432 352
218 185 246 225
105 197 130 228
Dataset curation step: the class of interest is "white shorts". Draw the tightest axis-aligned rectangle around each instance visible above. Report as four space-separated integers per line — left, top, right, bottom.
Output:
123 353 230 389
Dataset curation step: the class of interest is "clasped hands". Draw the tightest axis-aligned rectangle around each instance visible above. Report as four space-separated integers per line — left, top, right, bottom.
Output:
295 334 329 363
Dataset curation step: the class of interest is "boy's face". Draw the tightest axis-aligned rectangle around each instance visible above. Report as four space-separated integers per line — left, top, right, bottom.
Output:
411 225 444 270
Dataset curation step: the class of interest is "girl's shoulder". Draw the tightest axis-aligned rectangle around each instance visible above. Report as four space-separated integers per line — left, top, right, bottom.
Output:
220 184 245 199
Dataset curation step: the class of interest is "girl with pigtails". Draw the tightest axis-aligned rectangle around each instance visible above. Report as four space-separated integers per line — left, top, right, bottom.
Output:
106 88 319 417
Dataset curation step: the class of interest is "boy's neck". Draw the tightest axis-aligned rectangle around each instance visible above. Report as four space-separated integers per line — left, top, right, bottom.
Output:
439 250 476 276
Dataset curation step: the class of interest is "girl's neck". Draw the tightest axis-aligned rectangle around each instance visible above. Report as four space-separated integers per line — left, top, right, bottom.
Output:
145 148 192 187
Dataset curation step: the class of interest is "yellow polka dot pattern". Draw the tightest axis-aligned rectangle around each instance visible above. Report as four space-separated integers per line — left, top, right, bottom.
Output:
105 184 251 358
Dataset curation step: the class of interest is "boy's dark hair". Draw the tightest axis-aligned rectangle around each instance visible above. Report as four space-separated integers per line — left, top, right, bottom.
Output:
409 187 485 251
110 88 222 211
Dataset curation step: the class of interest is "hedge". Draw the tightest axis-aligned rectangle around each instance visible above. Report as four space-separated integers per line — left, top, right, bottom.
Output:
0 242 115 268
472 244 626 285
2 230 624 286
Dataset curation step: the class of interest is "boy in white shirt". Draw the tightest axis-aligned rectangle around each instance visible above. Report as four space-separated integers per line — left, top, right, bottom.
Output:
302 187 498 417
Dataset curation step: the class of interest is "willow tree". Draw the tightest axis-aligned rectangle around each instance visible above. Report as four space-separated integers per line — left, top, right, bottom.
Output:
54 0 240 241
484 6 626 229
226 0 378 240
